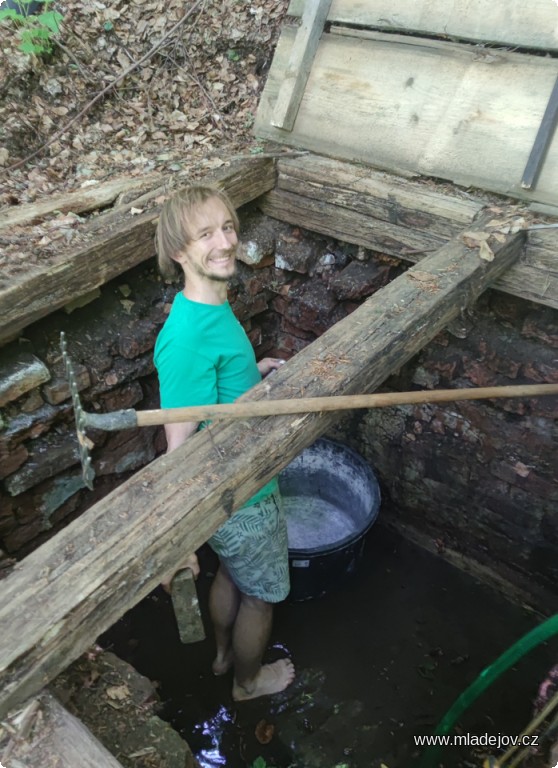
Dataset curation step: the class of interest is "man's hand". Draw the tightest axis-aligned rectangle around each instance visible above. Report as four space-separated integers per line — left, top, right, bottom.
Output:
162 552 200 594
257 357 286 377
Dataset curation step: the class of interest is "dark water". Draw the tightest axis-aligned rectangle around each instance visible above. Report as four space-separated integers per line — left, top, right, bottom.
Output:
102 526 557 768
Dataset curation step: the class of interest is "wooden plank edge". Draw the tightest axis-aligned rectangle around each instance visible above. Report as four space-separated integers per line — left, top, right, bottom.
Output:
271 0 333 130
286 0 558 52
0 176 163 232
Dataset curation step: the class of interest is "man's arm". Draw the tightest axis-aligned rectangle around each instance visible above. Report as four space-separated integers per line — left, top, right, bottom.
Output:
164 421 199 453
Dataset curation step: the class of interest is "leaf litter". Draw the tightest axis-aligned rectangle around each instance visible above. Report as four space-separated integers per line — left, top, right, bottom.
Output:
0 0 290 275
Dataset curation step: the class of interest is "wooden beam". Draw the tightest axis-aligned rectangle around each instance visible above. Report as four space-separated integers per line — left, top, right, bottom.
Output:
0 212 523 717
271 0 332 131
3 693 124 768
0 176 163 231
259 157 558 310
0 159 276 346
287 0 558 52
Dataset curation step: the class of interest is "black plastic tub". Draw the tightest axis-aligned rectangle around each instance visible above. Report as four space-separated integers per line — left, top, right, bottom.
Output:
279 438 381 601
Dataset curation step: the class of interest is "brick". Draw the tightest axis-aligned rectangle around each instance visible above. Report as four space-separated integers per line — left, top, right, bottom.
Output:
247 326 262 347
95 428 157 476
0 351 50 407
0 442 28 479
96 381 144 412
329 260 390 301
238 210 276 265
522 316 558 349
1 402 61 443
275 236 321 274
117 320 158 360
4 437 80 496
275 333 313 355
39 472 86 530
43 366 91 405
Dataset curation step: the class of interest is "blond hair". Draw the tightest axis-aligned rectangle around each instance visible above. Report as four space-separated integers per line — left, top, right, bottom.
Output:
155 185 239 281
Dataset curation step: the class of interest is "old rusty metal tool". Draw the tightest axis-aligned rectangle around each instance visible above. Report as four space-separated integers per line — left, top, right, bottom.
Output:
521 73 558 190
60 332 558 490
171 568 205 643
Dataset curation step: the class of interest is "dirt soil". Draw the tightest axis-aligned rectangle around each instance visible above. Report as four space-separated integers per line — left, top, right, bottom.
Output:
0 0 290 273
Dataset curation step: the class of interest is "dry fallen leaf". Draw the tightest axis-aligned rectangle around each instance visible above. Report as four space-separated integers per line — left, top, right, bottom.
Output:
479 240 494 261
408 271 436 282
255 718 275 744
106 683 130 701
461 231 490 248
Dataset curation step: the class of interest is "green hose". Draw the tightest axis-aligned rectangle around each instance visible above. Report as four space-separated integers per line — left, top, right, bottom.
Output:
419 612 558 768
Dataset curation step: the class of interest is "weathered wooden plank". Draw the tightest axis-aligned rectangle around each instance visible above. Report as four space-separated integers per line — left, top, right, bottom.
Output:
259 187 558 309
0 159 276 346
0 213 524 716
277 155 484 239
261 187 446 257
492 264 558 307
255 28 558 211
5 693 124 768
287 0 558 52
271 0 332 130
0 176 163 231
526 228 558 277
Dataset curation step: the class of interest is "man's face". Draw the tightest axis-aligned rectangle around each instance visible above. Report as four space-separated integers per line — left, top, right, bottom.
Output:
177 197 238 283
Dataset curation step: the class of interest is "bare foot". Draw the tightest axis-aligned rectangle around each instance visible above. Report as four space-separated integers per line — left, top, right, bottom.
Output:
212 649 233 676
232 659 295 701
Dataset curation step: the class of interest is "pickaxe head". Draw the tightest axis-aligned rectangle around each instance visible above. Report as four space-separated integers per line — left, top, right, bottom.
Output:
60 332 95 490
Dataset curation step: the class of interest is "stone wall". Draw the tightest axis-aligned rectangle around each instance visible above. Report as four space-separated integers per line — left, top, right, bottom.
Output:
1 204 556 604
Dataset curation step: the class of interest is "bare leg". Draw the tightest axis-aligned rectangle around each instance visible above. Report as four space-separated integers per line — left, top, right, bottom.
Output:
209 562 239 675
232 593 295 701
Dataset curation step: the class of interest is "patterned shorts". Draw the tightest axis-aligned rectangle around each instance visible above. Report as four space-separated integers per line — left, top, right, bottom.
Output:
208 492 290 603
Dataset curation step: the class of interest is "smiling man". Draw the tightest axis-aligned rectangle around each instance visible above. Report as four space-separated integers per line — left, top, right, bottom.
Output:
153 185 294 701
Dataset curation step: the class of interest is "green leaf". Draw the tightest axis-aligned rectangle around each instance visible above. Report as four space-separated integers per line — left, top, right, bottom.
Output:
37 10 62 32
226 48 240 62
251 759 267 768
103 20 114 31
0 8 22 21
20 39 44 53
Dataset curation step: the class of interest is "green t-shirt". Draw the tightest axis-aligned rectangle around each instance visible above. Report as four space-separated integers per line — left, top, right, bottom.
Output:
154 293 278 504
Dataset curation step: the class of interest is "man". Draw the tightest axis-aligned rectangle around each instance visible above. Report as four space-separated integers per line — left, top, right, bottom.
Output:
154 184 295 701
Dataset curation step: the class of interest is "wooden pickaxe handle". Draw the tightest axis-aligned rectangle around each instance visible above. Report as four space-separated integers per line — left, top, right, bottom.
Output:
81 383 558 431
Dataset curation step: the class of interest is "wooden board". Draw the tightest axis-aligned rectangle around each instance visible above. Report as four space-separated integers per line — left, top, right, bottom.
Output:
271 0 332 130
287 0 558 52
0 159 276 346
0 176 163 231
255 28 558 212
0 215 524 717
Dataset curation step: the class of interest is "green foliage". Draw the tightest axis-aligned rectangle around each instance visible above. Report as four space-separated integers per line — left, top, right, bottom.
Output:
0 0 63 55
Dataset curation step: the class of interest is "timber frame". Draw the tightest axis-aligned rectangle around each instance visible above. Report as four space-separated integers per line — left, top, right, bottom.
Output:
0 193 529 716
1 1 557 759
0 148 557 762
